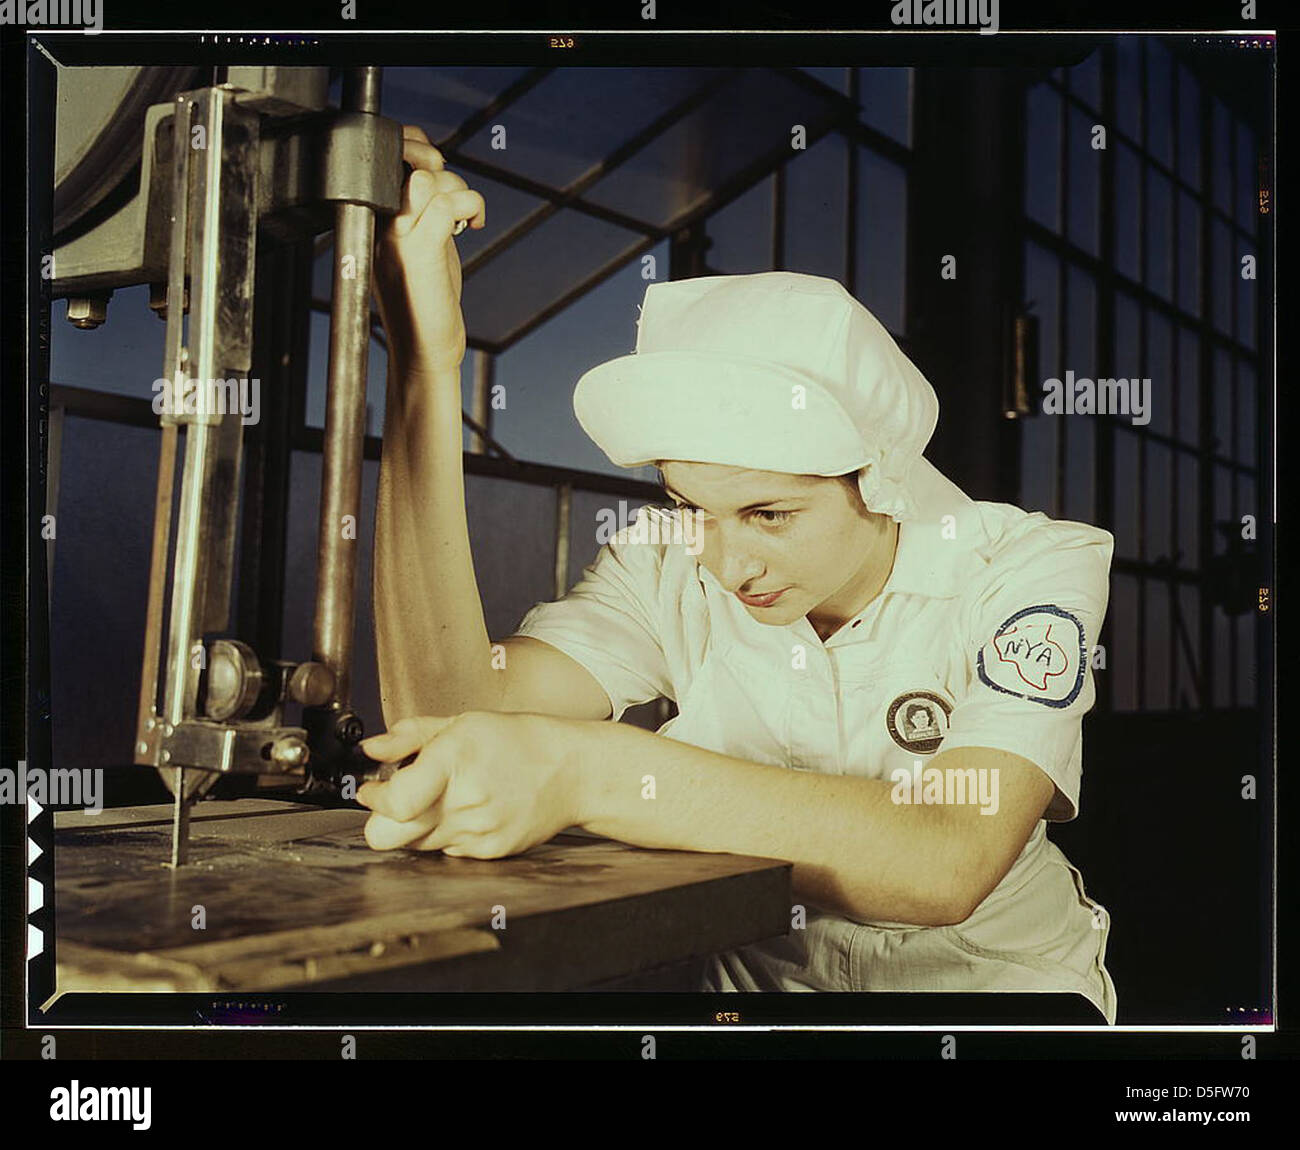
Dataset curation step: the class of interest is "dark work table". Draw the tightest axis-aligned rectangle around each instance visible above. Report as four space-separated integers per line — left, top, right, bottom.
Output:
53 800 792 993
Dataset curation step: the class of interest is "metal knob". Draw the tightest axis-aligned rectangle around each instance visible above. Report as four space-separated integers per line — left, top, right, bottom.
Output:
288 661 336 707
205 639 264 721
267 735 309 772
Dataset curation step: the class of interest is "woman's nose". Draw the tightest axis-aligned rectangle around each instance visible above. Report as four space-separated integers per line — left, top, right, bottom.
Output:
717 546 765 593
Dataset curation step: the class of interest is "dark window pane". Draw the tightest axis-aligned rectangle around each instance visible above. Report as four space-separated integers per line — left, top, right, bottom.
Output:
1145 167 1174 301
50 284 165 398
708 175 773 274
1237 239 1257 350
1146 309 1172 437
492 256 669 479
381 66 532 144
1070 48 1102 111
1175 585 1201 709
1211 98 1233 213
1177 325 1200 446
858 67 912 147
1146 441 1172 562
1176 64 1202 187
1212 346 1233 459
1145 579 1171 709
1237 361 1257 466
1065 417 1095 523
1113 428 1140 558
1238 475 1257 539
1066 264 1096 368
1068 107 1100 255
1115 143 1142 281
313 244 332 296
1020 417 1058 517
855 150 908 334
1116 37 1143 143
463 473 559 640
51 418 159 772
1114 293 1142 450
1026 241 1060 377
464 216 652 350
582 69 841 230
1177 190 1201 316
1025 84 1062 232
1236 123 1258 228
1177 452 1198 570
1114 290 1141 383
1146 40 1173 168
1111 574 1139 711
1023 242 1060 516
800 66 848 94
784 133 848 282
1213 465 1233 556
457 68 728 190
1063 265 1096 521
1211 218 1233 335
1212 605 1233 708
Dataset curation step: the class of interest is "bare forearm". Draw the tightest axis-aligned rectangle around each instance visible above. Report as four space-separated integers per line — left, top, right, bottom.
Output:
570 721 975 925
374 360 500 723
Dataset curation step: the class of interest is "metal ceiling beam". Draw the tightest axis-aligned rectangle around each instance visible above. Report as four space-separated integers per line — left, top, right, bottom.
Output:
491 96 850 351
433 66 557 151
454 69 746 275
491 232 665 352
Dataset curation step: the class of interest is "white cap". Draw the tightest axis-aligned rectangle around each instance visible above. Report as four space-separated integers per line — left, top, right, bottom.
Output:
573 271 944 521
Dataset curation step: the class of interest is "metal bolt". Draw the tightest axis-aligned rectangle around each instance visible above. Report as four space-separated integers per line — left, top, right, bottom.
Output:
162 723 174 737
137 741 149 754
145 717 157 731
65 295 110 329
149 281 189 320
335 712 364 745
160 750 171 763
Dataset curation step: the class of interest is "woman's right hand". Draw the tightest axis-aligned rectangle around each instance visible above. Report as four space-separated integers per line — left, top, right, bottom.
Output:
373 124 487 379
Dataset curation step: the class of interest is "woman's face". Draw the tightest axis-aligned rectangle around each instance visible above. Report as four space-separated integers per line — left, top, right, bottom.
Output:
659 460 897 633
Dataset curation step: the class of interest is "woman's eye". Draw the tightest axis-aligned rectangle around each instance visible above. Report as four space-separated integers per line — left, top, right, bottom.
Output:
753 509 793 526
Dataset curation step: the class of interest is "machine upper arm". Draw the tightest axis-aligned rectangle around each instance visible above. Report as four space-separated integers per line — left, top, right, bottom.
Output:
491 636 615 722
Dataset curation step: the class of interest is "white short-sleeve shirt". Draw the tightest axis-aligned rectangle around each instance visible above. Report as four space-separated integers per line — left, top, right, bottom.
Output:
513 465 1118 1021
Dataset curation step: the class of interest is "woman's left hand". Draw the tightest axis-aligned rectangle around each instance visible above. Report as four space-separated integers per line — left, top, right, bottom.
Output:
355 711 588 857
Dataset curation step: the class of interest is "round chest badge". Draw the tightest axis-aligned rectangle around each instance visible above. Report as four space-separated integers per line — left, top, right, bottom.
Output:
886 690 952 755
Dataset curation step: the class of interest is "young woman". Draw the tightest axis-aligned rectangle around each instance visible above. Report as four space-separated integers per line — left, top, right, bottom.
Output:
363 126 1117 1021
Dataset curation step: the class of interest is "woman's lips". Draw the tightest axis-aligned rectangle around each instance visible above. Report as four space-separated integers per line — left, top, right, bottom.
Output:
737 587 788 607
